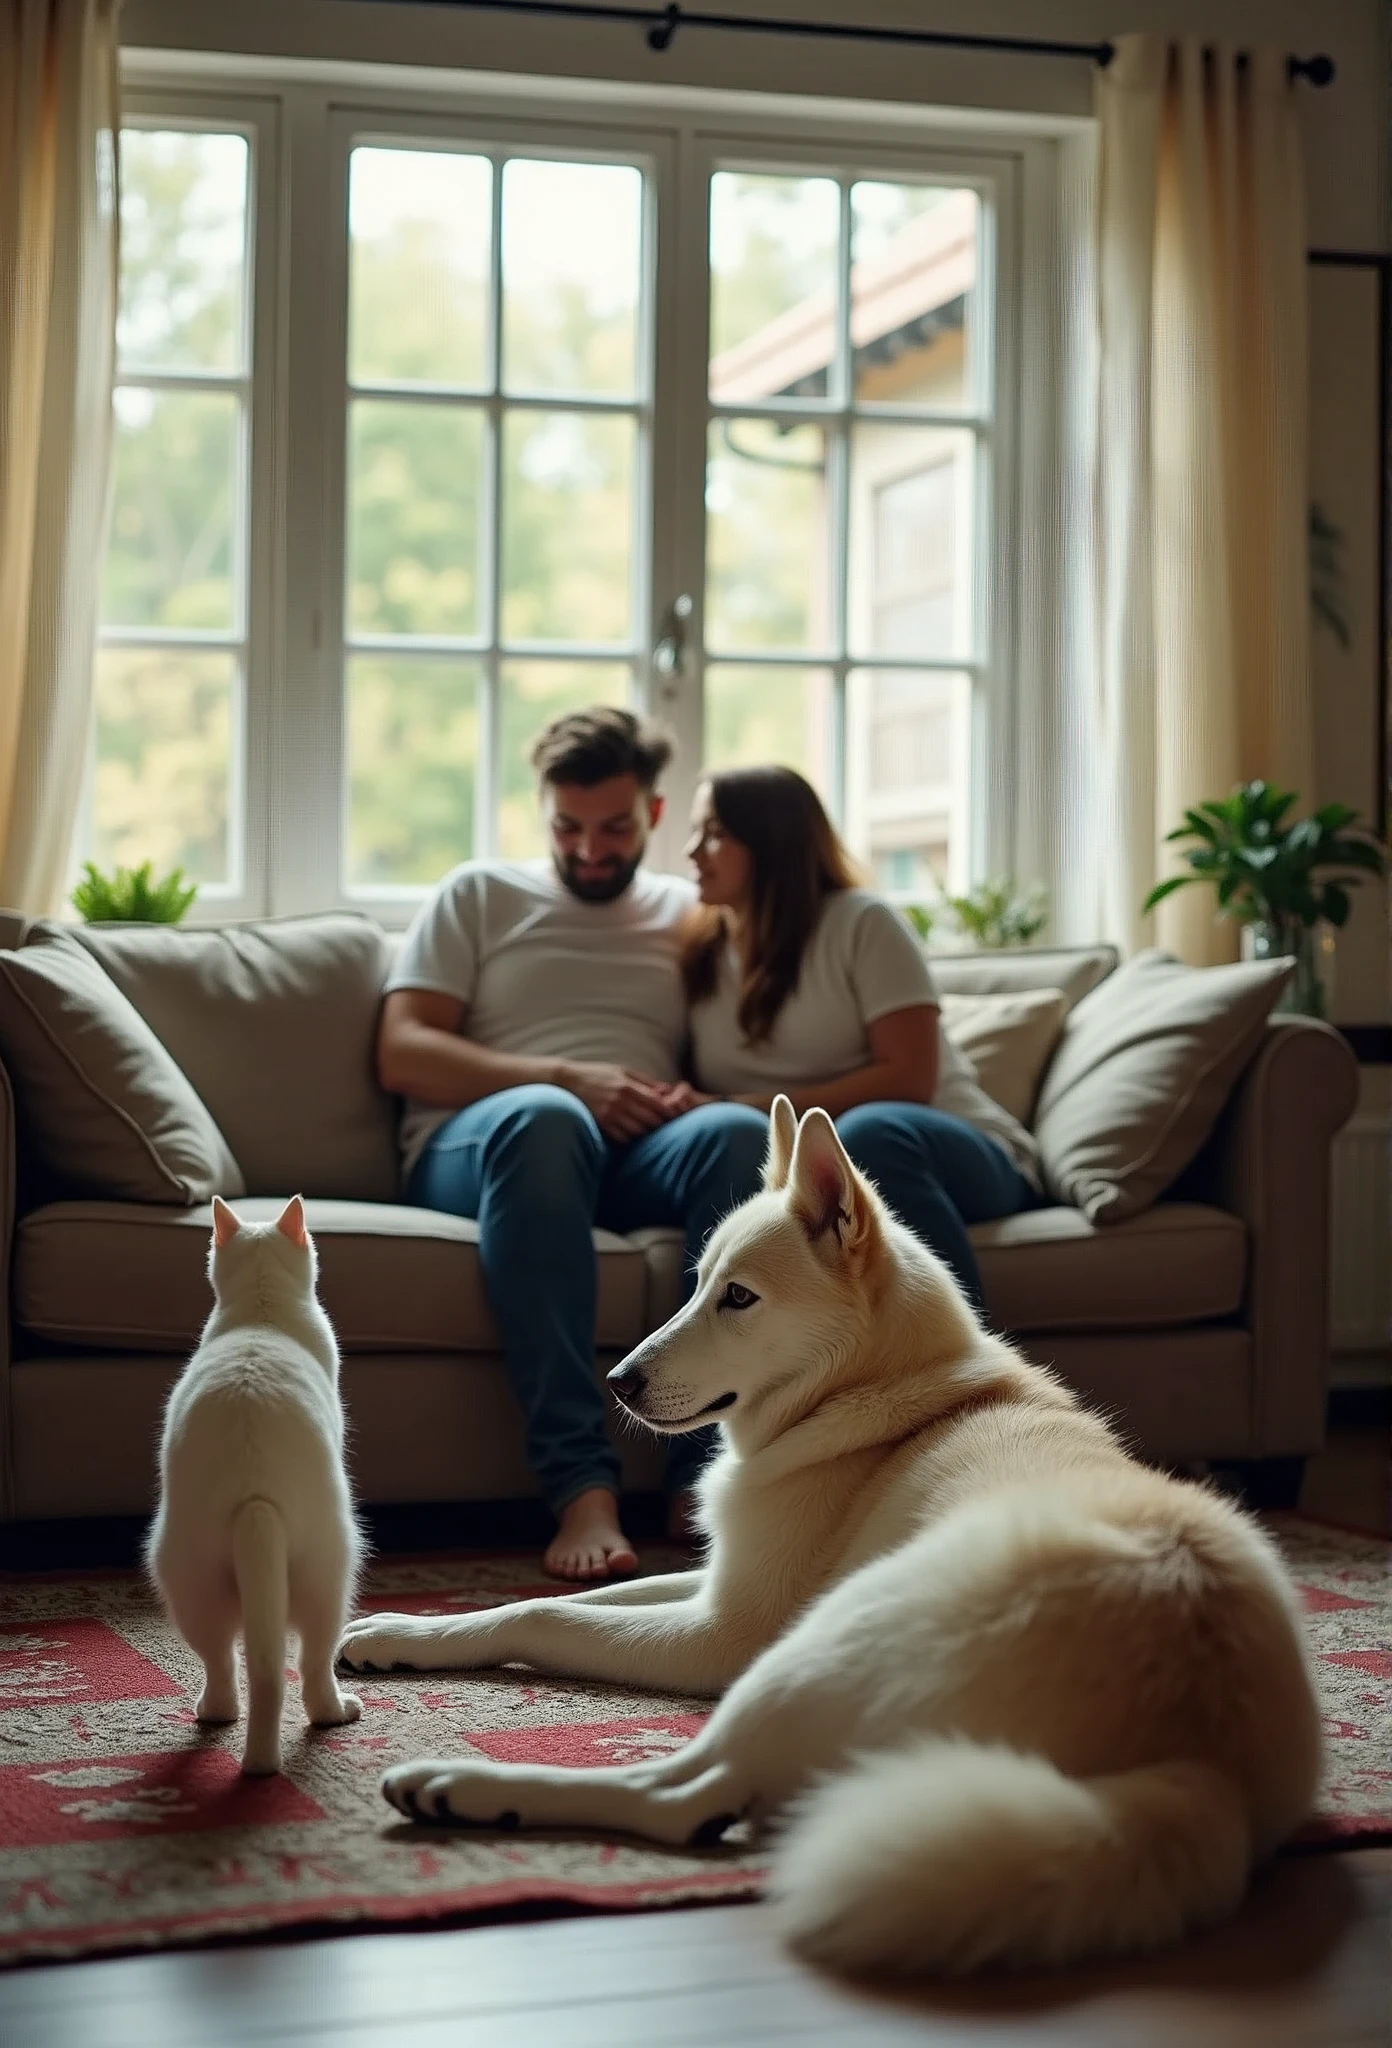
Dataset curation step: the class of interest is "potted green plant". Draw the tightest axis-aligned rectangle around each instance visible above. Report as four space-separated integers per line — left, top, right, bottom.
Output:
944 877 1049 950
71 860 198 925
1142 782 1387 1018
902 878 1048 951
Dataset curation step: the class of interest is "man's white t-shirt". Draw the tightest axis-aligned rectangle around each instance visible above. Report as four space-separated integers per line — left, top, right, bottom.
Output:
687 888 1041 1187
387 860 695 1176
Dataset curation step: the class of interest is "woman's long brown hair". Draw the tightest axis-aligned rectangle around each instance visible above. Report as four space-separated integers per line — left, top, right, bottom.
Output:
682 766 863 1045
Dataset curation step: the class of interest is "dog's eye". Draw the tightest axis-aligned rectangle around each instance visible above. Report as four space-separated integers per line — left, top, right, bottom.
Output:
720 1282 759 1311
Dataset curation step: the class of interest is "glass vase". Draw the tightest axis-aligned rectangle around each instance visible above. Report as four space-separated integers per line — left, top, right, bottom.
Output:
1242 918 1335 1020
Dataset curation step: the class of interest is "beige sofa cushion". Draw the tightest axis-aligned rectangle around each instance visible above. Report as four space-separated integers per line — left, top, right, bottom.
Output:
927 944 1117 1010
971 1202 1245 1330
60 915 399 1201
14 1198 648 1355
1033 949 1295 1224
938 990 1069 1127
640 1200 1244 1334
0 928 243 1204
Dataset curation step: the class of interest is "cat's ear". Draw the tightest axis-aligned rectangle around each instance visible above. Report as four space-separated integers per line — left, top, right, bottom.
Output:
275 1195 308 1250
211 1196 241 1249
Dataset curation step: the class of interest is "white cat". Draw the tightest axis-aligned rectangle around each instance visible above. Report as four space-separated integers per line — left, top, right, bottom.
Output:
147 1195 364 1775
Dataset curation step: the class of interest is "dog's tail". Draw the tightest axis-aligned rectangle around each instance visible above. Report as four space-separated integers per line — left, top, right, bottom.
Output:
231 1498 288 1777
769 1737 1252 1976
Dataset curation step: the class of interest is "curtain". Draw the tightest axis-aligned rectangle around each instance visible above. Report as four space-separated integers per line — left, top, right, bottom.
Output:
0 0 120 915
1090 34 1313 963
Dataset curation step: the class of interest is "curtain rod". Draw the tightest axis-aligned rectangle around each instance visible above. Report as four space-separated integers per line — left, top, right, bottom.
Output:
347 0 1337 85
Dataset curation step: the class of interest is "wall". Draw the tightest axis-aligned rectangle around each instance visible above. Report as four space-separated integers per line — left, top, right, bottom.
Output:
120 0 1389 248
121 0 1391 1019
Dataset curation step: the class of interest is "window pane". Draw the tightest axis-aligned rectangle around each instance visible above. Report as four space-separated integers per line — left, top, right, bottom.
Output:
498 662 631 857
117 129 249 374
844 668 970 895
709 172 839 402
849 424 975 662
345 656 479 887
502 159 641 397
501 412 635 645
347 401 485 637
851 182 979 410
705 419 830 654
348 147 491 389
703 666 836 799
103 387 239 630
91 647 234 887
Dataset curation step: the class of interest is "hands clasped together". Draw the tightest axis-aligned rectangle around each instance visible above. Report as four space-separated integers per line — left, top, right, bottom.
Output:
556 1062 717 1143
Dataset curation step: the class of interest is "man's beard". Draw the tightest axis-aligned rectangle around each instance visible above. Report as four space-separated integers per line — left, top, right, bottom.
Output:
553 849 644 904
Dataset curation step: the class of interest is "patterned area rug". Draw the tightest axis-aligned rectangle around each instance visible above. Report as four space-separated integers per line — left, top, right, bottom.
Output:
0 1515 1385 1967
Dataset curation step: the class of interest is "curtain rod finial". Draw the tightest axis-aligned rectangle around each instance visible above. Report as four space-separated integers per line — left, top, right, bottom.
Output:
648 2 680 51
1290 53 1336 86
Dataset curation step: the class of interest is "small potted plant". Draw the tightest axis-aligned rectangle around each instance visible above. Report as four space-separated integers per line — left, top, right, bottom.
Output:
906 877 1049 951
943 877 1049 951
71 860 198 925
1143 782 1387 1018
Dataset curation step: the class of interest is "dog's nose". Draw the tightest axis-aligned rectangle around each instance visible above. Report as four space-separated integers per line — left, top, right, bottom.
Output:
607 1362 647 1405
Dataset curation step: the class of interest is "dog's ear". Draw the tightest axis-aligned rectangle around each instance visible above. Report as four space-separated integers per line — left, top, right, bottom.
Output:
763 1094 797 1191
787 1109 874 1255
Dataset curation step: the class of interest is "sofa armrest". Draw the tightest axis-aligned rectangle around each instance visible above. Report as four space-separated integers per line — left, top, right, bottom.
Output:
0 1053 13 1517
1203 1016 1359 1455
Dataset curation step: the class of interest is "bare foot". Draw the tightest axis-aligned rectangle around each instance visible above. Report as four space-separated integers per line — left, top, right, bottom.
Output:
666 1488 701 1544
544 1488 638 1582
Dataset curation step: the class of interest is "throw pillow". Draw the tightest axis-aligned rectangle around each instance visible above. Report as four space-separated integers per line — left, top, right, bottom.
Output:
69 914 398 1201
938 989 1069 1127
1032 948 1294 1224
0 926 244 1203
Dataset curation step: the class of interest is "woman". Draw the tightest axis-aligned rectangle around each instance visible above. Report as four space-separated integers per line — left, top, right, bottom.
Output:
680 766 1040 1311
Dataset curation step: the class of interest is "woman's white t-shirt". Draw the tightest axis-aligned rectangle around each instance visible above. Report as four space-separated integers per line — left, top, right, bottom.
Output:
687 889 1040 1186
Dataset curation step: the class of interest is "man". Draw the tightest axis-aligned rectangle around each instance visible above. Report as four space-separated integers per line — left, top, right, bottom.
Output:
378 707 768 1580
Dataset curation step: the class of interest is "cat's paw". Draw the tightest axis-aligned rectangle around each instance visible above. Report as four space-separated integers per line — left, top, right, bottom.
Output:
308 1690 362 1728
196 1686 239 1725
338 1612 464 1672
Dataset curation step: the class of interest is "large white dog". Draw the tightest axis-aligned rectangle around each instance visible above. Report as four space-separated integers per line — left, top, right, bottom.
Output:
340 1098 1321 1976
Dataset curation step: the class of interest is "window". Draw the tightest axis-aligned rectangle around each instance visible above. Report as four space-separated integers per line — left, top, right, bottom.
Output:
93 79 1021 919
341 144 646 887
93 125 254 898
702 170 987 895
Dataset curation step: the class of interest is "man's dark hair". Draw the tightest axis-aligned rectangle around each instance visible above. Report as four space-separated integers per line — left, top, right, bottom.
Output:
529 706 673 792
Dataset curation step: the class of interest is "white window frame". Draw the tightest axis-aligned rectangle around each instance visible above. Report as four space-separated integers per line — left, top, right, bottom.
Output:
114 56 1057 927
311 109 673 909
91 88 283 924
674 129 1015 899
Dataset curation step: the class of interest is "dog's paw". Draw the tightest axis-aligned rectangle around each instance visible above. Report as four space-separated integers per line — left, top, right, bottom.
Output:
381 1759 523 1829
338 1614 459 1672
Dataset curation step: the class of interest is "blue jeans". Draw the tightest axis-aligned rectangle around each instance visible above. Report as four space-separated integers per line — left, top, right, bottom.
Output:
833 1102 1039 1314
407 1088 769 1512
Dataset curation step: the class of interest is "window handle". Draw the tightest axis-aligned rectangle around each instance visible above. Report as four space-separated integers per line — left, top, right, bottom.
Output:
652 593 693 680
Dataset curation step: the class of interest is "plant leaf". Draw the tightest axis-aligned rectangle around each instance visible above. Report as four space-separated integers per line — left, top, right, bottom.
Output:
1143 876 1192 911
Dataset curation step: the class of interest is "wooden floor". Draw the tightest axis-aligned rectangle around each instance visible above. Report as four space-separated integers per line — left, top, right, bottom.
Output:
4 1852 1390 2048
4 1421 1388 2044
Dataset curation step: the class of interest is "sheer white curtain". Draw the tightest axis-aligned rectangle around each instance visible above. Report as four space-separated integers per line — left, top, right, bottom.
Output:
1083 34 1314 963
0 0 120 914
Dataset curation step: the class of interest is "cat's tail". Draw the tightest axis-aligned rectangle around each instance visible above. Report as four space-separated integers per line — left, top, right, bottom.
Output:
231 1498 288 1776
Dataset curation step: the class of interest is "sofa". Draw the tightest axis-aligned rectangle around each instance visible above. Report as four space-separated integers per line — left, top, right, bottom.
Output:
0 910 1359 1524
